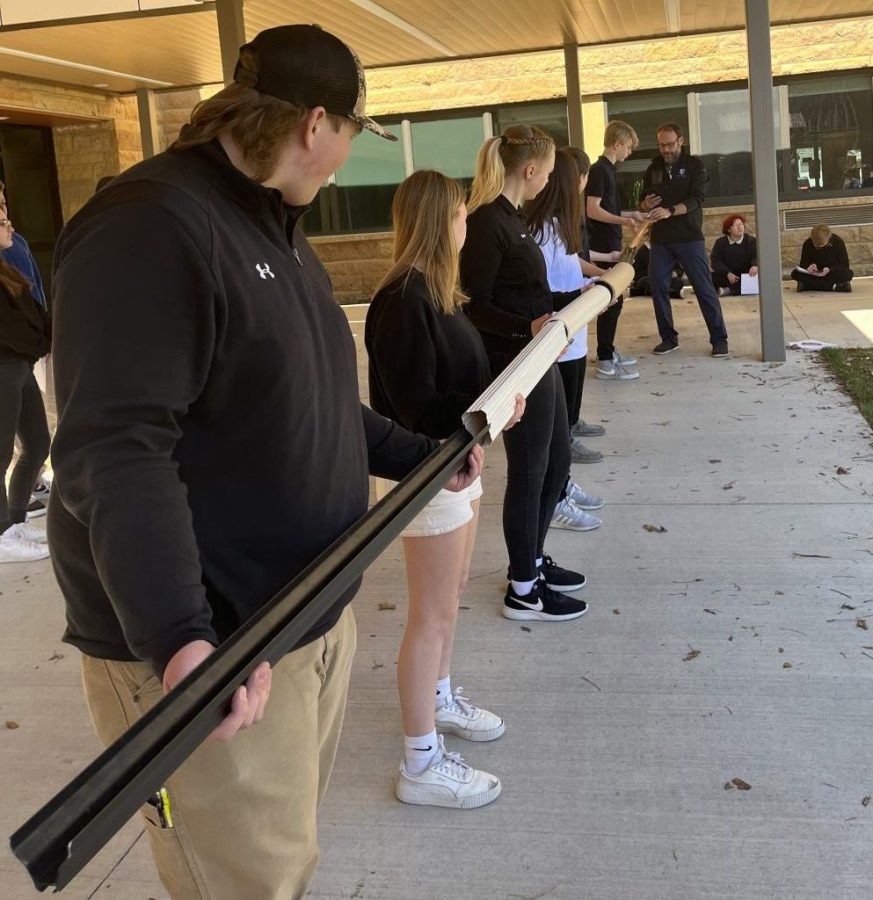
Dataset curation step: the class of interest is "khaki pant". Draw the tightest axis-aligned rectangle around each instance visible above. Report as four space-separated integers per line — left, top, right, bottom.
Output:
81 605 357 900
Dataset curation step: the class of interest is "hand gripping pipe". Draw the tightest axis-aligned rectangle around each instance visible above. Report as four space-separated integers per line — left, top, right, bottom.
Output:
10 262 633 892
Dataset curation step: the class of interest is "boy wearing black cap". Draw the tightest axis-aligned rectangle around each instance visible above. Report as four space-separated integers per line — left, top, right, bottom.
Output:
48 25 480 900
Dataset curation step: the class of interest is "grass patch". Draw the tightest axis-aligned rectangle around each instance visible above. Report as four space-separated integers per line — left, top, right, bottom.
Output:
819 347 873 430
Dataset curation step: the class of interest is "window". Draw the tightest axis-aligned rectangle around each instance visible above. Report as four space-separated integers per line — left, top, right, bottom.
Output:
606 90 688 208
411 116 483 179
785 74 873 196
302 126 405 235
494 101 569 148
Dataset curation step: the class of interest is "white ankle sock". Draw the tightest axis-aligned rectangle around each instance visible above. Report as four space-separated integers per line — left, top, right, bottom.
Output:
404 730 438 775
511 578 537 596
535 557 544 569
435 675 452 709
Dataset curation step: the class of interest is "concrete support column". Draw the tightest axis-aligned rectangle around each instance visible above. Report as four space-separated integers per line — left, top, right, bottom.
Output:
745 0 785 361
215 0 246 85
563 43 583 149
136 88 160 159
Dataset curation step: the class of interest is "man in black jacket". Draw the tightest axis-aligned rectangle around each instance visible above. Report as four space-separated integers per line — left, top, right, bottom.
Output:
48 25 480 900
641 123 729 357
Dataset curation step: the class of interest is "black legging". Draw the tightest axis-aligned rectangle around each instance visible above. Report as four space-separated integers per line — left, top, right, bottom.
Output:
0 358 50 532
502 365 570 582
558 357 586 431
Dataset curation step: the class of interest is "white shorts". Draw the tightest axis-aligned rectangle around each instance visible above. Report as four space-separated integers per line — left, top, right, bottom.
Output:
374 475 483 538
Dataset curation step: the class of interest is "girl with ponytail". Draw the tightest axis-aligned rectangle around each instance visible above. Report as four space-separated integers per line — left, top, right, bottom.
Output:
460 126 589 623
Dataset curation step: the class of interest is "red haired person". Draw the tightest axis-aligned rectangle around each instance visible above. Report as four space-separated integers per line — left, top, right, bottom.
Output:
710 214 757 296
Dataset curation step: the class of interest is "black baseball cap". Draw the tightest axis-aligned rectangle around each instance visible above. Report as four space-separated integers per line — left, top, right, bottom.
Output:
233 24 397 142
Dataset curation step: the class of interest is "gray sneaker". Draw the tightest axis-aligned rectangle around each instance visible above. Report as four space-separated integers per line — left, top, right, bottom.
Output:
612 349 638 367
551 498 602 531
571 420 606 438
570 438 603 464
595 361 640 381
565 480 604 510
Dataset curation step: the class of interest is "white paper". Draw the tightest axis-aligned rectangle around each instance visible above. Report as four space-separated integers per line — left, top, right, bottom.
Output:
740 273 759 295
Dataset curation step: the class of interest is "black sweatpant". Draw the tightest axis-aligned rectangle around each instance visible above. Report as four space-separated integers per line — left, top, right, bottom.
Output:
594 259 623 361
502 365 570 582
0 358 50 532
792 267 854 291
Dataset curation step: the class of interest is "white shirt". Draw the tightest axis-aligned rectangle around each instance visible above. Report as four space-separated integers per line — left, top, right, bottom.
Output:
536 219 592 361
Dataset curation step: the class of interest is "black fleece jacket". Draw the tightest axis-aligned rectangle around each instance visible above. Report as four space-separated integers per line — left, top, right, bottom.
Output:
459 195 553 375
642 150 708 245
366 269 491 439
0 282 50 363
49 138 435 676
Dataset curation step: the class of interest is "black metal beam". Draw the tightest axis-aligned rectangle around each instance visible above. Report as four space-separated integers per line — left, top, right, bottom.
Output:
10 425 484 892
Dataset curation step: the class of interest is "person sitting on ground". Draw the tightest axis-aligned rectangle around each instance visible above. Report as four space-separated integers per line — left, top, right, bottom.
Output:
629 240 686 299
710 214 757 296
861 165 873 189
0 211 51 563
791 224 854 293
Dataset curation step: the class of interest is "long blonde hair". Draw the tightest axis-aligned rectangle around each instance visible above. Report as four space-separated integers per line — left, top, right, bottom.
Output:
376 170 467 316
467 125 555 214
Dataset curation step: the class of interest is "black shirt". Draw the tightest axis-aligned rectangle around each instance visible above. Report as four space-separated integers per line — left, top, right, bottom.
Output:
460 194 553 375
586 156 622 253
799 234 850 271
366 269 491 439
710 234 758 276
0 282 50 363
49 138 436 676
642 150 708 244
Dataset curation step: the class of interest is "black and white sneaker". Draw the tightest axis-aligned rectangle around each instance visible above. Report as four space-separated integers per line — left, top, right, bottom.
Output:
538 555 586 592
503 579 588 622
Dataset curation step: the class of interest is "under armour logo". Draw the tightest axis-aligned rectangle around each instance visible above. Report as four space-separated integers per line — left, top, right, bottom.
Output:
255 262 275 280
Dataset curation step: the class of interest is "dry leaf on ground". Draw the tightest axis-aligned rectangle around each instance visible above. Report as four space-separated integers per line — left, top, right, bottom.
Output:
683 648 701 662
377 602 396 611
5 721 19 729
643 523 667 533
731 777 752 791
857 618 869 631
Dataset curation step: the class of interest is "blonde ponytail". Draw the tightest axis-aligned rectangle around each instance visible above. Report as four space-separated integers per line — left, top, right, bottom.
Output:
467 126 555 214
467 137 505 214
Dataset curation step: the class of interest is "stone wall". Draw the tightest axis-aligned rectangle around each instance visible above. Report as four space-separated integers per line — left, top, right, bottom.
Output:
309 232 394 304
310 196 873 304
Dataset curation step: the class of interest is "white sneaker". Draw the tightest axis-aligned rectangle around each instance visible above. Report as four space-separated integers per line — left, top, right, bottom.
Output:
435 688 505 742
679 285 693 299
550 497 602 531
4 522 47 544
595 361 640 381
0 530 50 563
565 480 604 510
613 349 638 367
395 736 502 809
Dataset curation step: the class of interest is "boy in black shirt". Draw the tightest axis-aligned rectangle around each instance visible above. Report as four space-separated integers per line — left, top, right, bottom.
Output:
791 224 853 292
586 120 647 380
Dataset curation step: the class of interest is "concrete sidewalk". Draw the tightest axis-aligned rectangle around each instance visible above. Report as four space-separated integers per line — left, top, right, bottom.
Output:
2 284 872 899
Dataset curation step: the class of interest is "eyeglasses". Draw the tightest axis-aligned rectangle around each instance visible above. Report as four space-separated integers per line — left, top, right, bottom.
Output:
0 219 11 227
658 138 681 150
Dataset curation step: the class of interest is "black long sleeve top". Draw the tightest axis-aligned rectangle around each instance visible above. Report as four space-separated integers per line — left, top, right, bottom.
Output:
642 151 708 245
799 234 850 271
459 194 553 375
710 234 758 275
366 269 491 439
49 139 436 677
0 281 50 363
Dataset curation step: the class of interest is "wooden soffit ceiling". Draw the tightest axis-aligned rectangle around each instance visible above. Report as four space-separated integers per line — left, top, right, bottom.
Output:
0 1 870 94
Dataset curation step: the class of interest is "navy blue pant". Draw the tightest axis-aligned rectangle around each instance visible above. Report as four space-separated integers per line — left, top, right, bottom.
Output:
650 240 728 345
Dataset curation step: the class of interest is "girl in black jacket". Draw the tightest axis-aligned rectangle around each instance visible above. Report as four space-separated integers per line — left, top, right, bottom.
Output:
367 170 521 809
460 126 589 623
0 214 51 562
710 214 758 296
